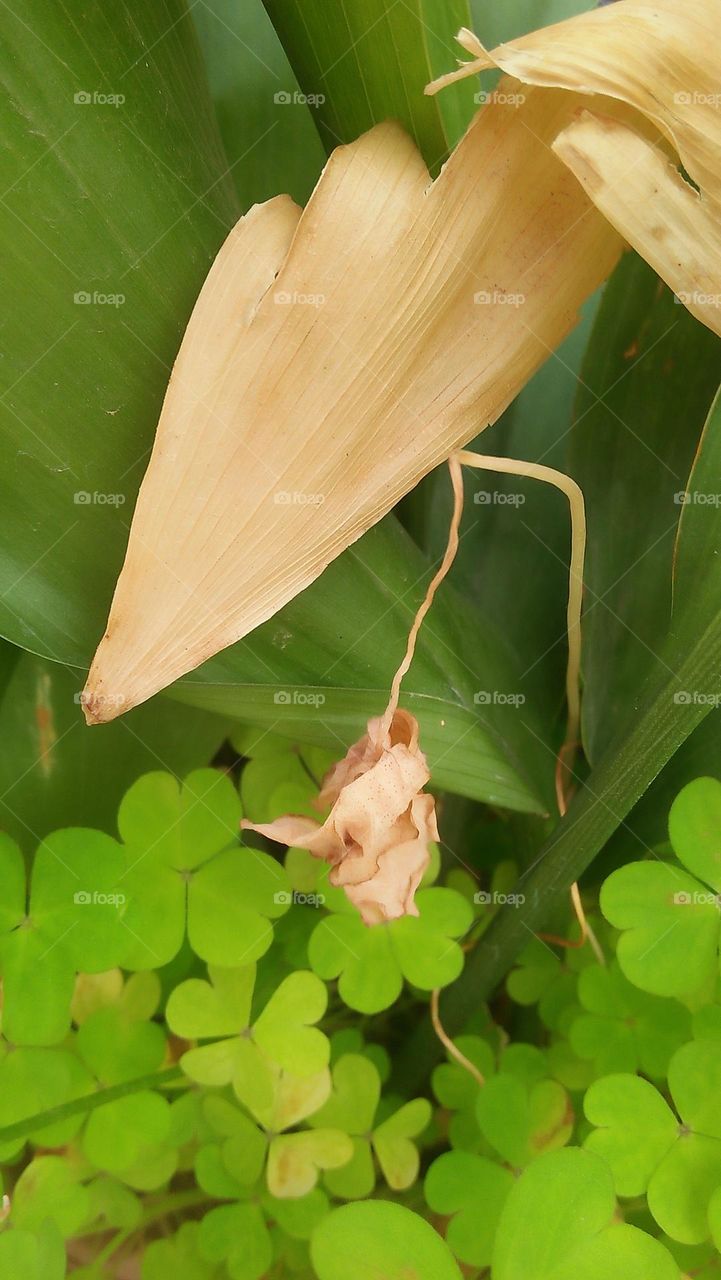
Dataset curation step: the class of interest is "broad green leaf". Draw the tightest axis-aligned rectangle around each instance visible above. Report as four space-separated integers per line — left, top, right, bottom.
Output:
0 654 230 845
266 1188 329 1240
372 1098 432 1190
0 1047 93 1157
143 1222 218 1280
0 0 238 660
166 966 256 1040
262 0 476 164
570 255 721 761
311 1201 462 1280
0 1221 66 1280
193 0 324 208
492 1148 680 1280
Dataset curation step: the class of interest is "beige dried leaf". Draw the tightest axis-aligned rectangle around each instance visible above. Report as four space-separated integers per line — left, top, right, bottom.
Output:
428 0 721 335
83 86 620 722
242 708 438 925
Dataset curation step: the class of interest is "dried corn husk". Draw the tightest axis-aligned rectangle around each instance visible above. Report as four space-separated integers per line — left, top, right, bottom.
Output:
83 85 620 722
428 0 721 335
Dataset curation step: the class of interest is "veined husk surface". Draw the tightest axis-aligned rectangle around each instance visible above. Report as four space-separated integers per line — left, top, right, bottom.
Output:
84 0 721 722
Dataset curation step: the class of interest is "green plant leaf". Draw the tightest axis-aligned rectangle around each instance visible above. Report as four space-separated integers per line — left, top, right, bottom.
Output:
475 1074 573 1168
425 1150 513 1268
309 888 473 1014
570 255 721 761
585 1039 721 1244
311 1201 462 1280
262 0 476 165
193 0 324 209
492 1148 680 1280
601 778 721 998
0 654 230 845
568 962 691 1080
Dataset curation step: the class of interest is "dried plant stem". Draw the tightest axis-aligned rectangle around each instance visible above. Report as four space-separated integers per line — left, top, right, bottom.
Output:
378 455 465 740
430 987 485 1087
455 450 602 961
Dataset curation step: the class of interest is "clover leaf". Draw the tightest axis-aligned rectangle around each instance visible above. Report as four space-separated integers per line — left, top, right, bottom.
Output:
0 1046 93 1159
0 828 128 1045
476 1071 573 1169
308 1054 430 1196
117 770 290 970
11 1156 91 1238
237 731 336 825
143 1221 220 1280
198 1203 272 1280
492 1148 679 1280
425 1150 513 1267
584 1038 721 1243
76 972 166 1084
308 888 473 1014
568 961 691 1080
0 1218 66 1280
311 1202 462 1280
601 777 721 998
82 1090 177 1191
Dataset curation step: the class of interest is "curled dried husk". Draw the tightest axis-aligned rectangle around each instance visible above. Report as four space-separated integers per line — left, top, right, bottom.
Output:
242 709 437 926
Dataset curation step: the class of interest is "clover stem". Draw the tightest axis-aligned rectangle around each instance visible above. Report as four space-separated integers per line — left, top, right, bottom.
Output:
429 987 485 1087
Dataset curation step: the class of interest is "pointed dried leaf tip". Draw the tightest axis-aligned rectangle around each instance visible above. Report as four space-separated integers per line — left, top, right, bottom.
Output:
242 709 437 926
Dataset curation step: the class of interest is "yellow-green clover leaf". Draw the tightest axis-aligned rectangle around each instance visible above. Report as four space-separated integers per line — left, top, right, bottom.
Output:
584 1038 721 1244
117 769 290 970
308 887 473 1014
424 1150 513 1268
601 777 721 998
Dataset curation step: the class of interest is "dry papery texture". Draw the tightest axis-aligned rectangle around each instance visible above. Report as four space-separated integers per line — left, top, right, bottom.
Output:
429 0 721 337
84 0 721 726
83 78 621 722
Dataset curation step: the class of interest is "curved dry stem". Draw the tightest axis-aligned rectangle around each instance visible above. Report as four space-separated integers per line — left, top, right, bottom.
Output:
454 449 598 954
378 454 465 739
430 987 486 1087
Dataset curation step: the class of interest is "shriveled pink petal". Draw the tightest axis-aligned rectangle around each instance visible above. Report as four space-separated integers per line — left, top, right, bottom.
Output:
241 709 437 924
